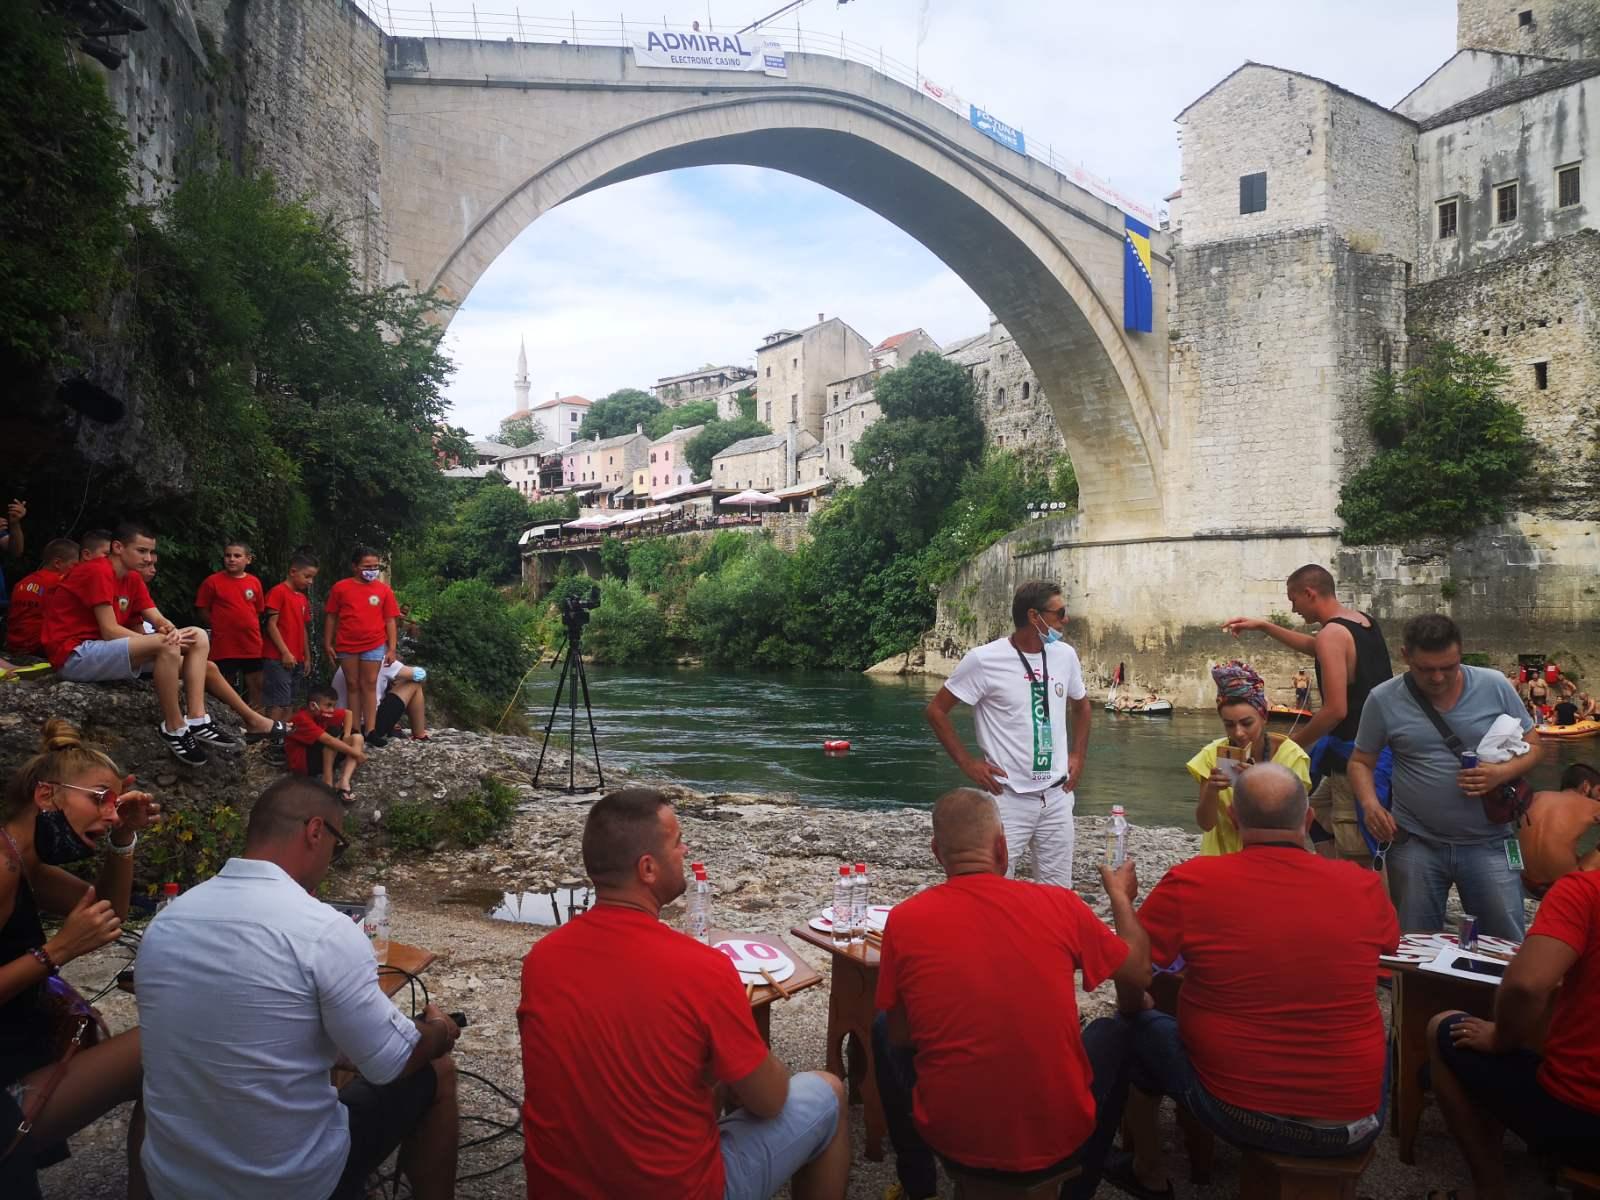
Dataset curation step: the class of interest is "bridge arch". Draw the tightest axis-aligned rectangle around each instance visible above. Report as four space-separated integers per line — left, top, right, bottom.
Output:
384 41 1169 535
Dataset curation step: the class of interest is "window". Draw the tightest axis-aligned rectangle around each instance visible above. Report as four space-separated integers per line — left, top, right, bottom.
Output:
996 387 1006 406
1519 9 1534 26
765 402 772 422
1022 381 1031 400
650 452 656 463
1559 164 1581 208
1496 181 1519 223
1535 361 1549 390
792 357 798 368
1239 171 1267 215
765 366 771 378
570 412 577 422
1437 200 1458 239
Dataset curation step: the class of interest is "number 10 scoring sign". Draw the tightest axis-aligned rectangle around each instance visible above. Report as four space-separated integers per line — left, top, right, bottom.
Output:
713 938 797 983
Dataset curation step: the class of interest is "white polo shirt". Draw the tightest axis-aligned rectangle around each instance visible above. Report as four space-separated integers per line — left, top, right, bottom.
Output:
945 634 1086 795
136 858 420 1200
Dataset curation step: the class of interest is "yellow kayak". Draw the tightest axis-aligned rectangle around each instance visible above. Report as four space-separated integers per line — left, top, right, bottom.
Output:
1536 719 1600 739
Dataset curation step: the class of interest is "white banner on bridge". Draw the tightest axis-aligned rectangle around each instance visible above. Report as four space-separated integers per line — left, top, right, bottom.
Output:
631 30 787 77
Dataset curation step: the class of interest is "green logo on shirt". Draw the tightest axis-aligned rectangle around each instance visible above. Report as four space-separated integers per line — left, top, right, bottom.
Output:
1029 681 1052 773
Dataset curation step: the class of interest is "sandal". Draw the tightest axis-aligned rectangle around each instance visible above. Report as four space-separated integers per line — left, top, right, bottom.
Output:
337 788 354 805
1102 1150 1174 1200
410 733 431 741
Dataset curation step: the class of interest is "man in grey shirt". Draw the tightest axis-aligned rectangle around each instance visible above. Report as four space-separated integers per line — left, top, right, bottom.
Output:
1350 614 1539 939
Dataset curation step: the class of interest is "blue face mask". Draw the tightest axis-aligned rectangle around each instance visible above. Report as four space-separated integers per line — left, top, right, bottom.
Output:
1034 616 1064 645
360 568 380 583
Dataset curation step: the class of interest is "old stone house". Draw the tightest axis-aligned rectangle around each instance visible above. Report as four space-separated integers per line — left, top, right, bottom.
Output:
816 329 941 484
652 365 754 407
713 430 818 492
754 316 872 440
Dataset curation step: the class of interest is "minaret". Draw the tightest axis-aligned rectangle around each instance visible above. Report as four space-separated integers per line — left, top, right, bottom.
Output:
513 337 531 413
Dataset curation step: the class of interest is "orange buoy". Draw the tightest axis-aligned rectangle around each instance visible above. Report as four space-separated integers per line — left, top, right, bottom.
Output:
822 740 851 752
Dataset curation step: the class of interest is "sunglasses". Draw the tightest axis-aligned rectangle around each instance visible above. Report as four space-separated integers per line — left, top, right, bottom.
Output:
51 780 120 812
1038 607 1068 620
308 816 350 862
1372 840 1393 873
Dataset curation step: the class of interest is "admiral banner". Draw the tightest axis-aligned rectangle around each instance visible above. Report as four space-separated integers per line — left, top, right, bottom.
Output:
631 29 787 77
969 104 1024 155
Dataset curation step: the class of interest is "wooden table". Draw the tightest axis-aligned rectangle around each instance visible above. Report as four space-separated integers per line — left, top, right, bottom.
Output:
790 924 887 1161
1388 957 1498 1164
710 928 824 1043
376 941 438 1001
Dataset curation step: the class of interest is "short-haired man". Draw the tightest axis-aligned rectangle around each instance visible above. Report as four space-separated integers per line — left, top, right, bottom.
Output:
1518 763 1600 895
1349 613 1539 939
4 537 77 657
136 777 459 1199
1112 765 1398 1194
1428 866 1600 1196
873 788 1150 1200
1224 563 1394 861
925 580 1091 887
518 788 849 1199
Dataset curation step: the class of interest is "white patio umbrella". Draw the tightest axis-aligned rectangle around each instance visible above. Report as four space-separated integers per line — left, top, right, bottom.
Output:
723 489 780 519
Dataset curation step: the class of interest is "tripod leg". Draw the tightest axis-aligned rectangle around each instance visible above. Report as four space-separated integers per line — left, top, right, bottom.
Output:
532 646 572 788
573 653 605 791
568 645 579 793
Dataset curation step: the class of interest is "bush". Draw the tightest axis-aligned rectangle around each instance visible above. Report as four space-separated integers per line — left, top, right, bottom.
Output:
684 541 795 666
414 580 536 730
626 537 690 596
137 803 245 892
584 579 669 664
385 777 519 853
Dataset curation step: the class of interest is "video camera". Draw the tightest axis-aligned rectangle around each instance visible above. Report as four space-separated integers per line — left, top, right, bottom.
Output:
560 585 602 636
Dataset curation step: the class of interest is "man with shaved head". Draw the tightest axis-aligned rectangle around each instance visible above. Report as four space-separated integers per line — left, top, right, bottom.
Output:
873 788 1151 1199
1108 764 1399 1196
137 777 460 1199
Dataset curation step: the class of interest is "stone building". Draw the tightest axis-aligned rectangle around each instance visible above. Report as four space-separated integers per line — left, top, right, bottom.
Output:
497 440 558 497
632 424 704 498
652 365 754 406
561 428 649 500
817 329 941 484
712 430 817 492
943 319 1067 459
754 316 872 440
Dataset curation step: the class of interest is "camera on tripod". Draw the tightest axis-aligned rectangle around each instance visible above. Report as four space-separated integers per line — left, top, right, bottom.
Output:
536 584 605 793
560 586 602 635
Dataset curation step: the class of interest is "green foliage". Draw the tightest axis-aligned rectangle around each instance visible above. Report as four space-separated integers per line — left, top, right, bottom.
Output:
386 777 519 853
598 535 631 581
414 580 536 730
584 579 669 664
0 7 131 369
1337 344 1535 544
138 804 245 892
397 490 572 588
685 417 772 480
734 387 757 421
578 388 662 440
918 449 1071 587
647 400 718 439
497 413 547 446
684 540 797 666
853 353 986 550
626 537 690 595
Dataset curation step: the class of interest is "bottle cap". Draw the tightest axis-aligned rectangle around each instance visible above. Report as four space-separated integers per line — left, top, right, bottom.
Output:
854 862 866 872
162 882 180 896
691 862 704 871
1110 804 1126 815
372 885 387 896
839 865 851 875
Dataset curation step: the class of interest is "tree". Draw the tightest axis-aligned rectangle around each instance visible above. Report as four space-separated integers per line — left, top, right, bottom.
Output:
684 417 772 480
734 387 757 421
852 352 985 549
647 398 719 438
497 413 547 446
578 387 662 440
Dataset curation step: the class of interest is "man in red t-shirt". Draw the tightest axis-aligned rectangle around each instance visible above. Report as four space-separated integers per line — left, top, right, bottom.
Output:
1112 763 1398 1196
195 541 268 710
1430 869 1600 1193
874 788 1151 1200
5 537 77 657
518 789 849 1200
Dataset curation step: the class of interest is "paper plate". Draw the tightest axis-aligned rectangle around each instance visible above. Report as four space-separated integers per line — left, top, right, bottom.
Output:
809 905 892 933
1476 935 1521 955
713 938 797 984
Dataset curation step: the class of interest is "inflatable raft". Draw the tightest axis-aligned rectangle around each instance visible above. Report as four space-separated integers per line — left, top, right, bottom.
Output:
1535 719 1600 740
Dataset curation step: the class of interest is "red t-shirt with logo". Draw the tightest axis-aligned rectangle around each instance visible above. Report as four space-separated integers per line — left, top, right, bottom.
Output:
284 707 348 775
41 558 154 670
264 582 312 665
1528 870 1600 1113
325 578 399 655
6 567 65 655
518 905 770 1198
874 872 1128 1170
195 571 266 660
1137 845 1398 1120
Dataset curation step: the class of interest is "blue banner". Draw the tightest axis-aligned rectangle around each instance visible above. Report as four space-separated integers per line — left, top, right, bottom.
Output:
969 105 1025 155
1123 214 1154 333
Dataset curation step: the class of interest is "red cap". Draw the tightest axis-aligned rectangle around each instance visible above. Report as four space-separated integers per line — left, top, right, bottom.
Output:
161 882 180 896
855 862 866 872
839 865 851 875
691 862 704 871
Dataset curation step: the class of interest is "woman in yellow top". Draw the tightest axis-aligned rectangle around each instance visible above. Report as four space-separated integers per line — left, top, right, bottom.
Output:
1187 660 1312 855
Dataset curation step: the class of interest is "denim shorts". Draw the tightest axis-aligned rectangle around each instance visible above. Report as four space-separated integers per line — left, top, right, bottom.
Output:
355 644 387 663
719 1071 838 1200
262 660 305 708
58 639 140 683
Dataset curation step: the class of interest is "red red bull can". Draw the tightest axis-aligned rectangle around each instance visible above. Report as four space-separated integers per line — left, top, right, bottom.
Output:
1457 914 1479 952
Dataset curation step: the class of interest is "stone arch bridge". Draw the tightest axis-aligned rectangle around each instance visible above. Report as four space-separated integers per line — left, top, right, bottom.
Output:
382 37 1170 537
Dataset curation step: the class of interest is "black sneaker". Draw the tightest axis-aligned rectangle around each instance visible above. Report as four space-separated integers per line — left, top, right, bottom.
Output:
190 719 240 751
244 720 286 744
159 724 208 767
364 733 388 749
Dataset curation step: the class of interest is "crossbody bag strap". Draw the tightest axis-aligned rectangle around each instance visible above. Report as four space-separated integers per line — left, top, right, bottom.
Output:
1 1016 89 1163
1402 673 1466 757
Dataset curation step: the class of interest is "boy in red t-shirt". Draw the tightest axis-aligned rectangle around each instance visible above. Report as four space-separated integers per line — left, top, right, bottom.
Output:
323 546 400 746
5 537 78 657
264 553 319 722
196 541 268 711
286 684 366 799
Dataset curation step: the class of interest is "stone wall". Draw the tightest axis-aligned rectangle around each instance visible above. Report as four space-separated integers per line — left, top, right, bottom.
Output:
1457 1 1567 55
1329 90 1418 261
1407 230 1600 518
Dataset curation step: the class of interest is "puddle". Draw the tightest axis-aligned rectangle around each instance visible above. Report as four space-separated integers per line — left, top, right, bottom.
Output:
487 886 595 927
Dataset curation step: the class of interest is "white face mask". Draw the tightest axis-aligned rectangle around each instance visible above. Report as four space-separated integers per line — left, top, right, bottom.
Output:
360 568 380 583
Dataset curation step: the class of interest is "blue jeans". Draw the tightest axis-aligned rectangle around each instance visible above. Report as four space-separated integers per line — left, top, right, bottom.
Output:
1129 1010 1386 1157
1386 831 1527 941
719 1071 839 1200
873 1012 1130 1200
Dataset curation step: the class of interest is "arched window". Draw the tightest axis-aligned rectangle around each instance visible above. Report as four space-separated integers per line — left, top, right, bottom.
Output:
996 387 1006 406
1022 381 1031 400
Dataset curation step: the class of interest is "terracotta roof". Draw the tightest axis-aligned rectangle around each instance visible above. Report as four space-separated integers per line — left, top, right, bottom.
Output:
1418 58 1600 131
872 329 924 353
531 394 591 410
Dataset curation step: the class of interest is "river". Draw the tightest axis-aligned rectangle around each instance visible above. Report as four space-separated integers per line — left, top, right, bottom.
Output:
523 665 1593 828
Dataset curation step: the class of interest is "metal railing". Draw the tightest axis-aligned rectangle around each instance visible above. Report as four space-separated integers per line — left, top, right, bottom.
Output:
352 3 1158 222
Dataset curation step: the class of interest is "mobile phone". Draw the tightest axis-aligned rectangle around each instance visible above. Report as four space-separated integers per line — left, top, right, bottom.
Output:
448 1011 469 1029
1450 957 1506 979
1217 744 1249 762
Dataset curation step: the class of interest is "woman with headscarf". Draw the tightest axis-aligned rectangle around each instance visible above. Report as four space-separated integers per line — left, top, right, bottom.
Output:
1187 660 1312 855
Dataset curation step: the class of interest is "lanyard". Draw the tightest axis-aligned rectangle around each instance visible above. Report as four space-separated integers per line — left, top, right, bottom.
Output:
1010 636 1049 724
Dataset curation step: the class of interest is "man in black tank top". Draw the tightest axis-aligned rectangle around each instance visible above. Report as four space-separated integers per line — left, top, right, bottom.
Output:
1223 564 1393 862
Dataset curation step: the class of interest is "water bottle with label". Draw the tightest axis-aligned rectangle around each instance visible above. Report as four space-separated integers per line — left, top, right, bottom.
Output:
363 884 390 963
851 862 869 944
1106 805 1130 869
832 866 852 950
685 862 711 943
154 882 179 915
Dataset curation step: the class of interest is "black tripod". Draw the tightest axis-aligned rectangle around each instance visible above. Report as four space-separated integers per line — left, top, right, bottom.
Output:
532 591 605 794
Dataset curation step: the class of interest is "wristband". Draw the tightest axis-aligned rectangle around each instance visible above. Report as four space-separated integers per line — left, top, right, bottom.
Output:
29 946 58 976
105 832 137 857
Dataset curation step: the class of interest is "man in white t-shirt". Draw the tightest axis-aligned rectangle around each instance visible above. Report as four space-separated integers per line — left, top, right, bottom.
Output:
925 580 1091 887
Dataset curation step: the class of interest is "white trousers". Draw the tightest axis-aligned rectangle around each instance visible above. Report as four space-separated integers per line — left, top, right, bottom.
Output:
996 785 1076 888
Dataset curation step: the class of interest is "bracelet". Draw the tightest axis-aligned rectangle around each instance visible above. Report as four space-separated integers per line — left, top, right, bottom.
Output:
105 832 137 857
29 946 58 976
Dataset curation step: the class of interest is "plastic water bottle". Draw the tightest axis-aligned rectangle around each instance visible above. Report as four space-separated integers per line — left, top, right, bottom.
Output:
851 862 869 944
154 882 179 914
363 885 390 963
685 862 711 943
832 866 852 950
1107 805 1130 869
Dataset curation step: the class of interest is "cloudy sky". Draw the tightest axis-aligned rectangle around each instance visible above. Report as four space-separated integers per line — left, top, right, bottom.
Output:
368 0 1457 437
